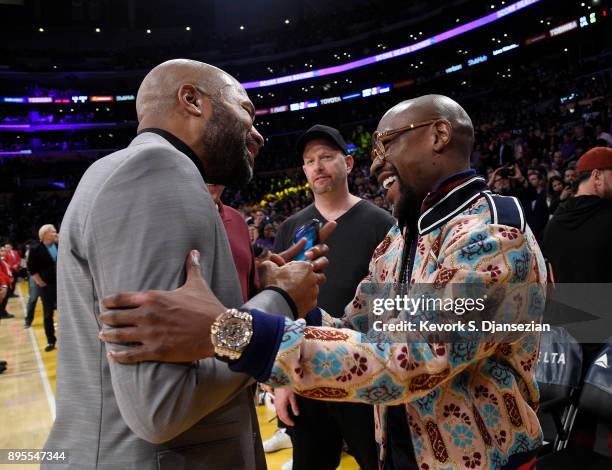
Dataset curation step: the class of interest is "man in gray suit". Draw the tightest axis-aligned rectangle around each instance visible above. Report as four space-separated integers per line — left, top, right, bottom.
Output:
43 59 328 469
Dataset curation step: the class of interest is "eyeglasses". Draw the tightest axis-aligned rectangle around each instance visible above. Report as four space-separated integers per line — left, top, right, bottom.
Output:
371 119 438 163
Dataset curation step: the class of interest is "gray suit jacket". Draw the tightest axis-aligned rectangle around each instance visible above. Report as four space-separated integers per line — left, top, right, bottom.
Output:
43 132 293 469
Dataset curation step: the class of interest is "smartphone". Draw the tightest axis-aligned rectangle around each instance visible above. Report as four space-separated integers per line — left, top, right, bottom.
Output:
292 218 320 261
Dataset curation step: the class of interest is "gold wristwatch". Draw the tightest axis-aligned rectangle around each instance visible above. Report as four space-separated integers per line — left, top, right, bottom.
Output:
211 308 253 361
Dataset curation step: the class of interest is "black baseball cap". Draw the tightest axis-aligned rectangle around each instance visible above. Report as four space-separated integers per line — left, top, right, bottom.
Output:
296 124 348 156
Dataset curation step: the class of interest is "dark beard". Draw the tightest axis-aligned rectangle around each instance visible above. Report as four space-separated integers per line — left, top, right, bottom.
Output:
202 100 253 186
395 180 422 233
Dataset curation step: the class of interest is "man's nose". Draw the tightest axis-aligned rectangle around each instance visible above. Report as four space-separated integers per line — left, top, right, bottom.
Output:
250 126 264 149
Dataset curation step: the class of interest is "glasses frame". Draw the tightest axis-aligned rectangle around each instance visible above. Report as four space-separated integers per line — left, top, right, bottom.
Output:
371 119 441 163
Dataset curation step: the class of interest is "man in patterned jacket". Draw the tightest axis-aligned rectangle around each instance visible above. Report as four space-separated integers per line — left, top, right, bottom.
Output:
100 95 547 470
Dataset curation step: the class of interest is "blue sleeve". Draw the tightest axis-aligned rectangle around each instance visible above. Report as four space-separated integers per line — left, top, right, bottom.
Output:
229 309 286 382
305 307 322 326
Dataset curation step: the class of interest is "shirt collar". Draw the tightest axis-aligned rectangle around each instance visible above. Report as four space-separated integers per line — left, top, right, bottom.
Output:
138 128 206 180
417 170 487 235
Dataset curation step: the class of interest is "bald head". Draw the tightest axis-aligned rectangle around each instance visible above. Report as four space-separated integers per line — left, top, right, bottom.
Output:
380 94 474 158
132 59 263 187
136 59 239 124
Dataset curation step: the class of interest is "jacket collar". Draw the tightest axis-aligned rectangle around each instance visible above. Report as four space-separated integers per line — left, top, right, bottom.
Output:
136 128 206 181
417 170 487 235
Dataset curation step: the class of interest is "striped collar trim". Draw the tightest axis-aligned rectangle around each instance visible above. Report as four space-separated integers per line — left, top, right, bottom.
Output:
417 176 488 235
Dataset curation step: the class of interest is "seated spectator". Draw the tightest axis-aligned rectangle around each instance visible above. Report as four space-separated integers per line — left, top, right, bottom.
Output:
0 247 15 319
525 168 549 242
256 223 276 251
547 175 564 215
596 123 612 147
564 166 577 186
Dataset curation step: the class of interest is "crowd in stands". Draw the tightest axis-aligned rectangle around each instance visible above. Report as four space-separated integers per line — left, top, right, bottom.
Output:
2 48 611 254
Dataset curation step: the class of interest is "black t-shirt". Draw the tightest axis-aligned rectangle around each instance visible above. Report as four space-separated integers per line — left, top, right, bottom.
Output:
273 200 394 317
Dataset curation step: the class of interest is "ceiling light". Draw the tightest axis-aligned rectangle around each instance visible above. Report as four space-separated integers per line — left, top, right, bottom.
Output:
284 19 290 24
95 27 101 33
146 29 151 34
240 25 245 30
185 26 191 31
38 27 44 32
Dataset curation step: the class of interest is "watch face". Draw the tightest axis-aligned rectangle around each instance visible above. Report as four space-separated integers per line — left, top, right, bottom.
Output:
218 316 250 349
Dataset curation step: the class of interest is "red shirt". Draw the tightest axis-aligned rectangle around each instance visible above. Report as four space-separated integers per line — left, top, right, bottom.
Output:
218 202 258 302
5 249 21 272
0 259 13 288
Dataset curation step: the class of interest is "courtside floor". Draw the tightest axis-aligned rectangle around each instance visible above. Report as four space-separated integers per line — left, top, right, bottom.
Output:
0 281 358 470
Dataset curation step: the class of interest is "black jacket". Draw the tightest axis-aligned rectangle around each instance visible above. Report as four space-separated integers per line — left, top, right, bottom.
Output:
543 196 612 283
27 242 57 285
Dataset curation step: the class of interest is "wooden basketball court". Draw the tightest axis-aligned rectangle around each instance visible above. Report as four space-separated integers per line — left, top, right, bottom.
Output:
0 281 358 470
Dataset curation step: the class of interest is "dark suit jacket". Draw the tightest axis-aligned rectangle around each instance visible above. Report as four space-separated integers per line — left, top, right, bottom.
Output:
27 242 57 284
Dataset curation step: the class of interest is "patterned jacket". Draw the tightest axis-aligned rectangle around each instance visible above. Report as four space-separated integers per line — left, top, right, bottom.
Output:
235 175 547 469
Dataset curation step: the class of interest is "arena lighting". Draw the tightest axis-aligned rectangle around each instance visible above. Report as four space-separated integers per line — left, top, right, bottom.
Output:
0 124 29 129
579 12 597 26
0 150 32 156
560 92 579 104
71 95 88 103
525 32 548 44
91 96 114 102
445 64 463 73
54 98 70 103
467 55 488 66
362 85 391 97
255 109 270 115
240 0 541 89
2 97 25 103
549 20 578 36
393 79 415 88
319 96 342 105
289 101 318 111
269 105 288 114
0 123 127 132
115 94 136 101
28 97 53 103
341 92 361 101
492 43 519 55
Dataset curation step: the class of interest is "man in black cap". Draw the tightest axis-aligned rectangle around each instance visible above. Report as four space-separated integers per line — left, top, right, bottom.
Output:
268 124 394 470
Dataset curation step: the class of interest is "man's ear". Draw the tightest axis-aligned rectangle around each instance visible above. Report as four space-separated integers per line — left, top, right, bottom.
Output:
432 120 452 153
178 84 210 118
344 154 354 174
